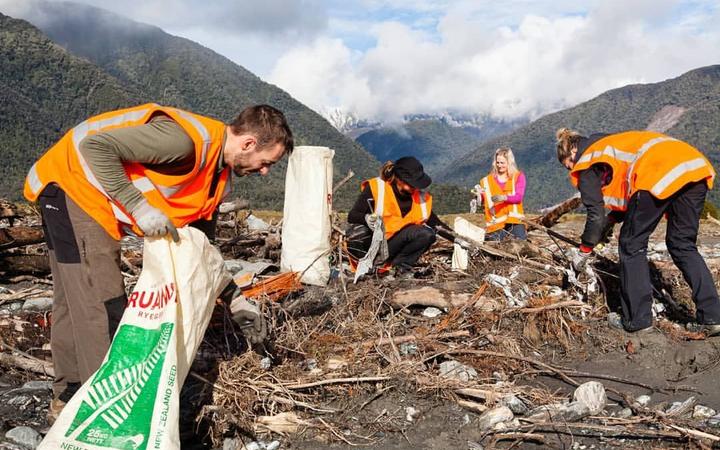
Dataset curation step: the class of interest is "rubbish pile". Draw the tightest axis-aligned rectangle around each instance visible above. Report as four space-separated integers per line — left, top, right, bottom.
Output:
3 199 720 449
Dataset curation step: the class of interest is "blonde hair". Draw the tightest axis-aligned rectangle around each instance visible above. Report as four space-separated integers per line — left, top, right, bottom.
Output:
380 161 396 182
492 147 519 177
556 127 583 163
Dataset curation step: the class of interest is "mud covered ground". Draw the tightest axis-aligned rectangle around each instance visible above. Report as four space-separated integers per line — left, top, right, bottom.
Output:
3 215 720 449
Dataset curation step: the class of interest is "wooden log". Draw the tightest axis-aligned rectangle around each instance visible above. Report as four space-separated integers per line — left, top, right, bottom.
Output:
536 193 582 228
390 287 451 309
0 226 45 250
0 352 54 376
0 254 50 275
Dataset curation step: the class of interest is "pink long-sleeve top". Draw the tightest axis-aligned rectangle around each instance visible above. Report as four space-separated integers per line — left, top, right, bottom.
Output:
482 171 526 204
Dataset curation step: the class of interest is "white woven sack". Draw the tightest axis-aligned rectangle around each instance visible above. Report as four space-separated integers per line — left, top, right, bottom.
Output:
452 217 485 271
280 145 334 286
39 227 231 450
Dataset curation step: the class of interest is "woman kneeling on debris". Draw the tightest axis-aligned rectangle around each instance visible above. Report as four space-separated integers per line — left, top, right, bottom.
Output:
475 147 527 241
345 156 462 279
556 127 720 335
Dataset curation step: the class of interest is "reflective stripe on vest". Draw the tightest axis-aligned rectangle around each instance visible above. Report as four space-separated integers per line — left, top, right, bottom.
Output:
571 131 714 210
362 177 433 239
626 136 677 188
26 163 42 197
374 177 386 216
481 173 524 231
24 104 230 240
650 157 708 197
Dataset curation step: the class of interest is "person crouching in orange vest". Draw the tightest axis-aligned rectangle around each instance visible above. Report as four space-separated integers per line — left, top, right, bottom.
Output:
556 127 720 335
24 103 293 423
345 156 458 279
477 147 527 241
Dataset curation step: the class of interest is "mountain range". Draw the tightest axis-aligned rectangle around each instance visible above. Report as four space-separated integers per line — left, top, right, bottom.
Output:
0 1 379 210
436 65 720 209
2 1 719 214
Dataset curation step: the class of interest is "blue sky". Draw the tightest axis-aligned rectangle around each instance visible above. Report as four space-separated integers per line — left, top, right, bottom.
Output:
2 0 719 123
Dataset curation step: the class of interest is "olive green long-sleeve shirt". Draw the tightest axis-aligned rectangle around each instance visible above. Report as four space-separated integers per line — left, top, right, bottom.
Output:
78 114 225 213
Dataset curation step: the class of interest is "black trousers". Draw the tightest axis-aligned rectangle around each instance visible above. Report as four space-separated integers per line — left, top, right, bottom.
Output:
619 181 720 330
346 223 436 268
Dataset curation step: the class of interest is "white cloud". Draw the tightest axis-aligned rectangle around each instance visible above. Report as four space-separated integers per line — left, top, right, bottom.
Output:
269 0 720 122
2 0 718 123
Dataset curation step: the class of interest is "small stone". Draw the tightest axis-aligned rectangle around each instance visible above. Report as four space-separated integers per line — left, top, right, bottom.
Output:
666 396 696 417
8 395 30 406
5 426 42 449
693 405 717 420
616 408 633 418
500 395 529 415
222 438 240 450
707 414 720 427
260 357 272 370
635 395 652 407
399 342 418 356
22 297 53 312
439 360 478 382
573 381 606 415
301 359 317 371
422 307 443 318
265 441 280 450
527 402 591 422
20 381 52 391
477 406 514 431
244 442 261 450
405 406 419 422
246 214 270 231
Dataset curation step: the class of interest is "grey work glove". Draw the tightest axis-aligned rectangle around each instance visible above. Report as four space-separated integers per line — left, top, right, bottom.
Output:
570 247 593 272
454 237 472 250
365 213 380 229
230 295 267 345
491 194 508 203
132 200 179 242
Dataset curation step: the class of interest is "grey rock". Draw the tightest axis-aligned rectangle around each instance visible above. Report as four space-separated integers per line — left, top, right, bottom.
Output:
693 405 717 420
635 395 652 407
5 426 42 449
500 395 529 415
422 307 443 318
0 301 23 314
265 442 280 450
8 395 30 406
22 297 53 312
477 406 514 431
20 381 52 391
666 396 696 417
246 214 270 231
439 360 477 382
616 408 633 418
301 359 317 371
573 381 606 415
707 414 720 427
528 401 591 422
399 342 418 356
222 438 240 450
260 357 272 370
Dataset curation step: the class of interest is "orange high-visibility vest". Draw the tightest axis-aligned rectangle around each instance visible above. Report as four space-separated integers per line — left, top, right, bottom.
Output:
361 177 432 240
480 172 525 233
570 131 715 211
24 103 232 240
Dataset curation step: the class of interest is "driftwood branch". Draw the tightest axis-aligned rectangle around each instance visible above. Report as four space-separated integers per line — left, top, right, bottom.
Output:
0 254 50 275
332 170 355 194
0 226 45 250
282 376 392 390
536 193 582 228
